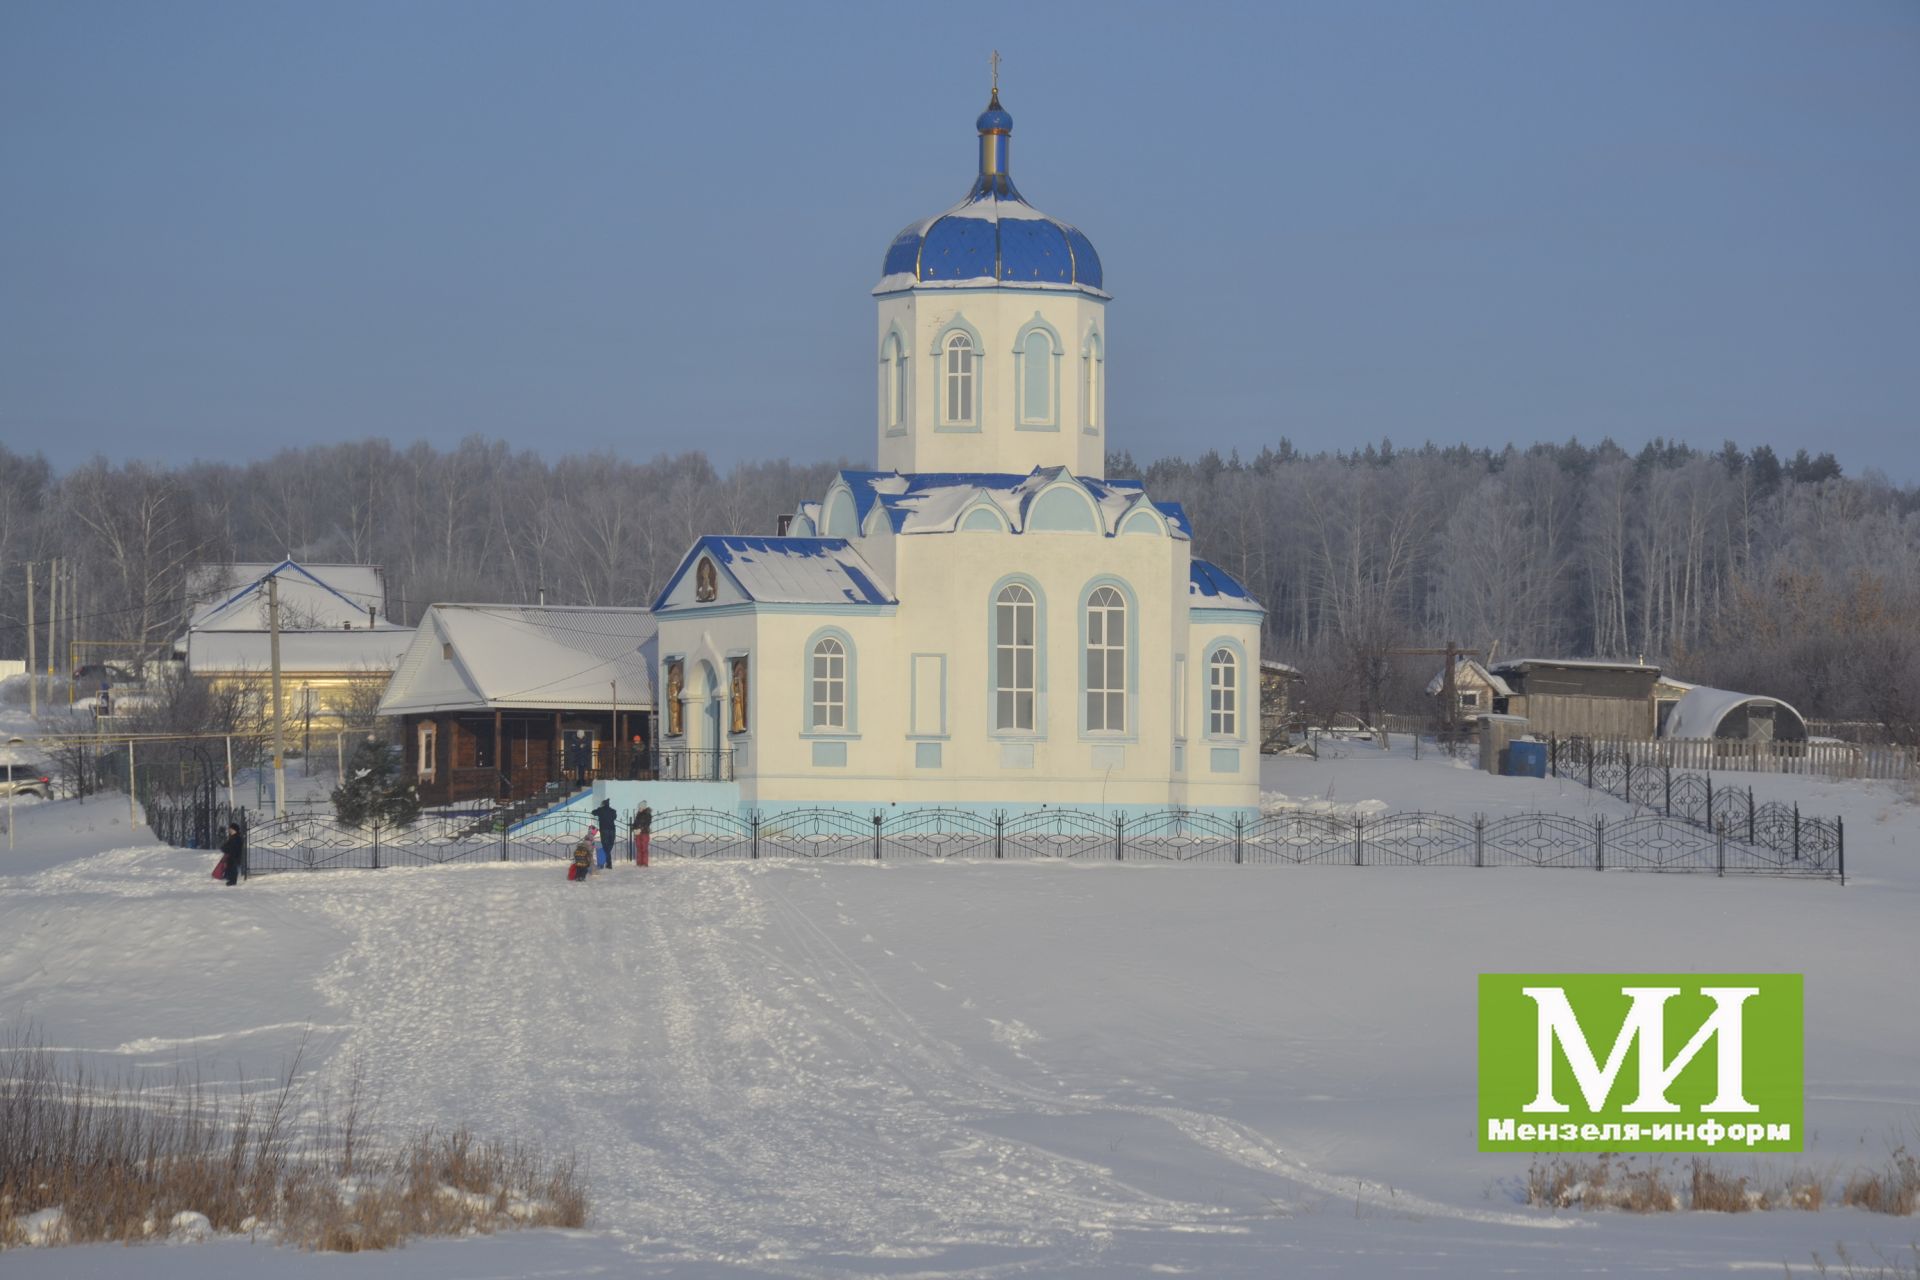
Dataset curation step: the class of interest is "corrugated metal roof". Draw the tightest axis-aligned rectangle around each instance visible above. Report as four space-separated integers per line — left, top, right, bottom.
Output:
377 605 656 715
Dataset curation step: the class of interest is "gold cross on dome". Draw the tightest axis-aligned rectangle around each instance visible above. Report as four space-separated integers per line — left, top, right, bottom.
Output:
991 50 1000 95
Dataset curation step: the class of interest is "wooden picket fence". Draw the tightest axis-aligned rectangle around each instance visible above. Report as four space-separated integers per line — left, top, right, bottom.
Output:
1592 736 1914 782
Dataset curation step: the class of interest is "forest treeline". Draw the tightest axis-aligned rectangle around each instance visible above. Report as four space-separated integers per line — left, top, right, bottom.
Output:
2 436 1917 733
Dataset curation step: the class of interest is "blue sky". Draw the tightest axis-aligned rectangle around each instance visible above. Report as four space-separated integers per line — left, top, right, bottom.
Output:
3 1 1916 477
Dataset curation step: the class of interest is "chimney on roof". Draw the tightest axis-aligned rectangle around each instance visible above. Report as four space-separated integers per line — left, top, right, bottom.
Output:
777 513 794 536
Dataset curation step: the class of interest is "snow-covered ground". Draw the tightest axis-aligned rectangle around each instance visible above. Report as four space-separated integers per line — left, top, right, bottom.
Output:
2 739 1916 1277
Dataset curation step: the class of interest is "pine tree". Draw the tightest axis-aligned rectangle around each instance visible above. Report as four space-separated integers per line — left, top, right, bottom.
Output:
330 741 421 828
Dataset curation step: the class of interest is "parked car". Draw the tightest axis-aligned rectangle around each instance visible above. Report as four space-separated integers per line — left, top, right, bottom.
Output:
75 662 136 683
0 761 54 800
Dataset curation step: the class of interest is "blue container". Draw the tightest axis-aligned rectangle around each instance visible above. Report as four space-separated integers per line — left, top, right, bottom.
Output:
1504 740 1548 778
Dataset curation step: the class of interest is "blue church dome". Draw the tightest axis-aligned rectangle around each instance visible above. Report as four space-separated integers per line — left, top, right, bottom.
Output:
876 90 1106 298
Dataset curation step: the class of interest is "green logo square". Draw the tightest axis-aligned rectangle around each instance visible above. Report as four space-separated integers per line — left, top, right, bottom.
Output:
1478 973 1802 1152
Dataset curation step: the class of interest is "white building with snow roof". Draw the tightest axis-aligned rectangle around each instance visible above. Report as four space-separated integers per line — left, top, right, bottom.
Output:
642 88 1263 818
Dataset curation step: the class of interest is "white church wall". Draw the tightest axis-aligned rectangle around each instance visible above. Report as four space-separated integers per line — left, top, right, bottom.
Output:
876 289 1106 478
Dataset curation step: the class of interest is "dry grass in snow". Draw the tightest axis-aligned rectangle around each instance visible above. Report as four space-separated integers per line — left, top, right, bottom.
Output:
0 1037 586 1252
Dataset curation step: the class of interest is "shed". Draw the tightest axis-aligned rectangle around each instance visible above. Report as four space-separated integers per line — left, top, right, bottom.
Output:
1660 686 1808 743
1425 657 1513 717
1489 658 1662 740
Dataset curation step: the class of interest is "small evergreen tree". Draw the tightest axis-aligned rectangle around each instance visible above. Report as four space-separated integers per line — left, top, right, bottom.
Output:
331 740 421 828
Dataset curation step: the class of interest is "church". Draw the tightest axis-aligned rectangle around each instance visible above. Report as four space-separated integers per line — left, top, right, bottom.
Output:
649 86 1263 817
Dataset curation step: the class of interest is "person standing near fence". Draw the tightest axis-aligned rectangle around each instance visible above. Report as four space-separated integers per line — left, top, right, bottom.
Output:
219 822 246 886
631 799 652 866
593 798 618 869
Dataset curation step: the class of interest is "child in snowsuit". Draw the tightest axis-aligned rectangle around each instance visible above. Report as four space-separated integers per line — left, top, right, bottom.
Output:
569 842 593 881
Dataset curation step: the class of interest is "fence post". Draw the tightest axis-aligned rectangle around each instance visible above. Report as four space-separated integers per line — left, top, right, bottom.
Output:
1792 804 1800 863
751 812 760 860
1663 766 1672 817
1586 747 1594 792
1715 820 1725 877
872 813 882 861
1549 735 1558 778
1837 817 1845 886
1703 773 1712 828
1624 755 1634 806
1473 814 1484 868
1595 815 1605 871
1233 812 1244 865
1748 788 1755 846
1115 812 1125 862
1353 815 1364 866
371 821 381 872
498 822 508 863
993 811 1004 860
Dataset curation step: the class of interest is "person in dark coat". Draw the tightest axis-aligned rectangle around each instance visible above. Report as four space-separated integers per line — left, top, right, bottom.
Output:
593 798 618 869
219 823 246 886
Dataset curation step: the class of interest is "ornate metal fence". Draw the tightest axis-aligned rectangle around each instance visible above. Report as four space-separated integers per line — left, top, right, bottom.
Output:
174 801 1838 882
1547 736 1844 870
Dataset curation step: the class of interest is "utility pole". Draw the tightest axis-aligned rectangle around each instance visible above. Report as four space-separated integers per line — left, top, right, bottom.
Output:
268 572 288 818
46 557 58 692
25 562 36 718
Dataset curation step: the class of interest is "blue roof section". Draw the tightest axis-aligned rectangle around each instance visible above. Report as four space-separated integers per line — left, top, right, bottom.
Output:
831 470 1189 540
875 94 1105 298
1189 559 1261 608
654 536 895 610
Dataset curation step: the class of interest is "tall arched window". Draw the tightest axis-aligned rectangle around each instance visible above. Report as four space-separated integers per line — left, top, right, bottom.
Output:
1209 647 1238 737
881 332 908 430
1085 586 1126 732
994 584 1036 731
811 637 847 730
1021 329 1052 424
944 332 975 424
1083 331 1104 432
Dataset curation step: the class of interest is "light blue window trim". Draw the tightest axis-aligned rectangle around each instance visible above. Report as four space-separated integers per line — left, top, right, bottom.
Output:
1012 313 1062 431
1081 327 1104 435
1027 485 1100 532
1078 576 1140 742
813 741 849 768
879 325 910 437
986 574 1047 739
1190 606 1264 625
822 488 859 538
1203 636 1249 743
1119 506 1165 537
802 626 858 737
1210 747 1241 774
959 503 1006 533
915 742 942 769
931 313 984 433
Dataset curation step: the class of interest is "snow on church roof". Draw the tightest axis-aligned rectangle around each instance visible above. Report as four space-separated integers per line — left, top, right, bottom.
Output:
655 537 896 609
1189 560 1262 610
874 89 1106 300
833 470 1192 539
378 605 657 716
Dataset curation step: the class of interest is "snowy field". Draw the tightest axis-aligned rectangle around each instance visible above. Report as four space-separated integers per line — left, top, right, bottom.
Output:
2 739 1917 1277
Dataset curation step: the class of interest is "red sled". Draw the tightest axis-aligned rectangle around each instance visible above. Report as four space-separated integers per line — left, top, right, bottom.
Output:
566 863 584 881
212 858 229 880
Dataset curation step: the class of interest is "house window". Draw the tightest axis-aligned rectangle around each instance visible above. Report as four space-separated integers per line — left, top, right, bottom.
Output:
417 722 437 781
1209 648 1237 737
994 584 1036 731
811 637 847 730
1459 689 1480 709
944 332 975 424
1085 586 1126 733
1021 329 1051 423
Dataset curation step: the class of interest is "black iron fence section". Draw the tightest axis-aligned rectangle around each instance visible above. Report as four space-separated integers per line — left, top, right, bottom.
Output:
1547 736 1843 872
653 748 735 782
150 801 1839 882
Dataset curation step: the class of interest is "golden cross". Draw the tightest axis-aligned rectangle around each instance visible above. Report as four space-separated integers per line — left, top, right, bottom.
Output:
991 50 1001 95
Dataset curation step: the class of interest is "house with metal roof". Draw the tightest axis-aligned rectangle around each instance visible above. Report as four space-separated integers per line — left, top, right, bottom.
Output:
377 605 656 808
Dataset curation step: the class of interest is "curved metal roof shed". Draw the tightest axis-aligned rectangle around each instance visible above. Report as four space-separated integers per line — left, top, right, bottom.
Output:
1660 685 1808 742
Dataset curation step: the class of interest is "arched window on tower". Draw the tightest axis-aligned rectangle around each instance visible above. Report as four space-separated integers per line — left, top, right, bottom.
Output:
881 332 909 432
944 332 975 425
1021 329 1052 425
1082 330 1104 433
